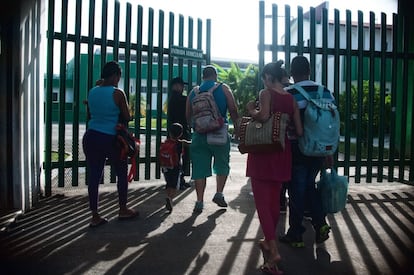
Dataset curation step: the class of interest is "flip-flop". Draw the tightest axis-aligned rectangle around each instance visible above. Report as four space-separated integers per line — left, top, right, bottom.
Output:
260 262 283 275
89 217 108 228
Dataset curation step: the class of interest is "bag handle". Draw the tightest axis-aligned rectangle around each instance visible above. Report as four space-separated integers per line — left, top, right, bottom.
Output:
320 167 339 179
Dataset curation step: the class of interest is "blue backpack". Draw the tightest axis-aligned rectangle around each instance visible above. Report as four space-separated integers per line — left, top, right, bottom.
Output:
294 85 340 157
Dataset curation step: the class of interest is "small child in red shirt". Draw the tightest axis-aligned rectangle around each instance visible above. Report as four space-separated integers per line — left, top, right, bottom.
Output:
161 123 190 212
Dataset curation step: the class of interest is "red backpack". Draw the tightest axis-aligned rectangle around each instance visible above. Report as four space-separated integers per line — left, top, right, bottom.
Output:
159 138 179 169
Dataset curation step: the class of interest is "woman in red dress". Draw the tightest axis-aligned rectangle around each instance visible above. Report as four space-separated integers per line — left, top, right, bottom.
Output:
246 61 303 274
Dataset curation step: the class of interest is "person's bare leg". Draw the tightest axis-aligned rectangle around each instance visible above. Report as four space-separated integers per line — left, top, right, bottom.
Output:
195 178 206 202
267 239 281 262
216 175 227 193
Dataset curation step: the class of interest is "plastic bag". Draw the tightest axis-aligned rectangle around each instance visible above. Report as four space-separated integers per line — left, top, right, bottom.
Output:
317 168 349 214
207 123 228 145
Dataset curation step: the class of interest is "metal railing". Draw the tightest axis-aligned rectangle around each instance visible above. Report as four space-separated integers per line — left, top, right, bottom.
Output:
258 1 413 183
44 0 210 195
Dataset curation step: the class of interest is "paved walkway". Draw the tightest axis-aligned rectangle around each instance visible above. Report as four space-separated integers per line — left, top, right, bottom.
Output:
1 148 413 275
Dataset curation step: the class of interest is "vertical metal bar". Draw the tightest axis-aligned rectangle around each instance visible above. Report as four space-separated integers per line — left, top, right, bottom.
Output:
113 0 120 61
87 0 95 91
321 7 328 86
334 9 340 167
284 5 291 65
196 18 203 84
388 14 398 181
410 74 414 183
34 3 42 203
271 4 278 62
258 1 265 89
101 0 108 67
110 0 121 183
124 3 132 99
206 18 211 65
178 15 184 75
85 0 96 186
377 12 387 182
399 16 409 182
45 0 55 196
297 6 303 56
58 0 68 188
187 17 194 88
355 11 364 183
167 12 174 126
145 8 154 180
155 10 165 179
135 5 143 180
344 10 352 177
309 7 316 81
72 0 82 186
366 12 376 182
124 3 133 178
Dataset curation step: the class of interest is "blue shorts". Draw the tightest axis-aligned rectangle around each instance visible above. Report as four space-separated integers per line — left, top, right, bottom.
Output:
190 132 230 180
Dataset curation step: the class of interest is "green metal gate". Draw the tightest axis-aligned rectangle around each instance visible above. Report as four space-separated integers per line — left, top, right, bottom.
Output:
44 0 210 195
258 1 413 183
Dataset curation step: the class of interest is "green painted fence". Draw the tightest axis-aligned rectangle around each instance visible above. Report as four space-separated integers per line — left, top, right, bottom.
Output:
44 0 210 194
258 1 413 183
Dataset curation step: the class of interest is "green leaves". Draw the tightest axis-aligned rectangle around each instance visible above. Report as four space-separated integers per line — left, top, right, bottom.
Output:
214 62 259 116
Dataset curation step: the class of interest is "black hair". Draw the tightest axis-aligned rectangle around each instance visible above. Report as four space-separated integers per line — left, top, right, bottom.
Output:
101 61 122 79
202 65 217 79
290 55 310 77
169 123 183 139
261 60 288 83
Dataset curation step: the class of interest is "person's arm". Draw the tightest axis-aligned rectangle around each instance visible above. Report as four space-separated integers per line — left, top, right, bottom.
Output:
222 84 240 136
292 100 303 137
113 88 131 123
247 89 271 122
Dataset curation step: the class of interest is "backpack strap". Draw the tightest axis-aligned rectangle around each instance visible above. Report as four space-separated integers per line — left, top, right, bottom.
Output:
194 82 222 93
293 84 312 101
294 84 334 110
193 86 200 95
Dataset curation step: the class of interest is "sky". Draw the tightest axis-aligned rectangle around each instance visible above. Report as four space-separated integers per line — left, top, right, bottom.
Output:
131 0 398 63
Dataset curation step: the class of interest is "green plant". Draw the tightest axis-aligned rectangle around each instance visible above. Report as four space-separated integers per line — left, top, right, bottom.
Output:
214 63 259 116
128 93 147 118
338 81 391 140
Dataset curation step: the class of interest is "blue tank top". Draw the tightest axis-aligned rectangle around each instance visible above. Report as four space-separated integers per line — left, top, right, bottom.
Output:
87 86 120 135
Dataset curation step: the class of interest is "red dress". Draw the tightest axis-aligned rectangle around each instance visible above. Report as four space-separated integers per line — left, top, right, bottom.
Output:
246 91 295 182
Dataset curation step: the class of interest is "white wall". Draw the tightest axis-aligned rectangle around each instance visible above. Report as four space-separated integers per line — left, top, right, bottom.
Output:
17 0 45 210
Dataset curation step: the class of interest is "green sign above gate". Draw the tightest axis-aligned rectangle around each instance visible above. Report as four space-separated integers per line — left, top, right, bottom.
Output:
170 46 204 60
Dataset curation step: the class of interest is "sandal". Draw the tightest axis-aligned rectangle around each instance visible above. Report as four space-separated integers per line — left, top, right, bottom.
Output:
89 217 108 228
118 208 139 220
260 262 283 275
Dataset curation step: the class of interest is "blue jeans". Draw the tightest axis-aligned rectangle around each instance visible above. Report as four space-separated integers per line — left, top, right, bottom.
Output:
286 142 326 238
82 129 128 212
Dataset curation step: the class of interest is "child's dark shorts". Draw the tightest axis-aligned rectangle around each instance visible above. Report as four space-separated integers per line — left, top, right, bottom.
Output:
163 166 180 189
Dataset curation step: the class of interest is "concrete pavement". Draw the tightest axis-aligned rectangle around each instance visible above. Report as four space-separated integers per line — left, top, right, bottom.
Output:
1 146 413 275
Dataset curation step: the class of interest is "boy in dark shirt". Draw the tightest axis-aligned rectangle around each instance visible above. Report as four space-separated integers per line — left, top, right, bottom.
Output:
168 77 191 189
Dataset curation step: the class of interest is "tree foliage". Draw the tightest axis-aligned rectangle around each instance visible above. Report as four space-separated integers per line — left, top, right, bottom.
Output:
214 62 260 116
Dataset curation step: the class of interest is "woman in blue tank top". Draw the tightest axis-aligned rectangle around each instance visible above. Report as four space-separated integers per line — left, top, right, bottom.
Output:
82 61 138 228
